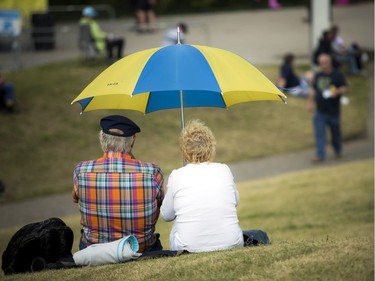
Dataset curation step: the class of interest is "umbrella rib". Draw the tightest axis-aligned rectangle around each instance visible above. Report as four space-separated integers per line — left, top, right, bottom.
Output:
220 92 228 109
144 92 152 114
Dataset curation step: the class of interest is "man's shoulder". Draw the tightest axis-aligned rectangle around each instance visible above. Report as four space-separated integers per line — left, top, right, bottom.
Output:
141 162 163 174
281 64 292 76
315 70 341 79
128 159 163 174
74 157 162 175
74 158 97 171
333 68 345 76
331 69 347 82
79 17 89 25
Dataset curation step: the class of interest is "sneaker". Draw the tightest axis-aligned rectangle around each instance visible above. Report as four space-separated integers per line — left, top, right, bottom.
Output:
335 154 342 160
311 157 324 164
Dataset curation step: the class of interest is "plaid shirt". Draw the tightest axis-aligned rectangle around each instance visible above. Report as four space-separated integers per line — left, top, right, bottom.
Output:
72 151 164 252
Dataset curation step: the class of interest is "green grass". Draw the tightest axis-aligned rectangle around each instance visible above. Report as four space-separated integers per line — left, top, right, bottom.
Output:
0 159 373 281
0 60 370 202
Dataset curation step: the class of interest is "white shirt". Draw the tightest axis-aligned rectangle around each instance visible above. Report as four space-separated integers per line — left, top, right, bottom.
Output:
161 28 185 46
332 35 346 53
161 162 244 252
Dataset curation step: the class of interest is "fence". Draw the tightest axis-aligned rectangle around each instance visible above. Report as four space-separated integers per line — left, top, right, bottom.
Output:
0 4 115 71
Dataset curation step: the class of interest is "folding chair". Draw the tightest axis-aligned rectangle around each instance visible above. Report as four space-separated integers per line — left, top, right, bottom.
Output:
78 24 98 60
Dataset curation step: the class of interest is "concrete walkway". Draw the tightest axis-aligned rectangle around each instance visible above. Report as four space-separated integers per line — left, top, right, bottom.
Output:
0 138 373 229
0 3 373 229
0 3 373 70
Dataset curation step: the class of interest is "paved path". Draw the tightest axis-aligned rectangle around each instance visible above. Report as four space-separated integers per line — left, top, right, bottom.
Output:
0 138 373 229
1 3 373 70
0 3 373 229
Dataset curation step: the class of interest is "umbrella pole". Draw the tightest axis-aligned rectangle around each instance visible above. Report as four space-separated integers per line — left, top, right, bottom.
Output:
180 90 187 166
180 90 185 130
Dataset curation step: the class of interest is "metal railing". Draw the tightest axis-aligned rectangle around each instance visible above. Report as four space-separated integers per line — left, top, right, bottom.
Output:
0 5 115 71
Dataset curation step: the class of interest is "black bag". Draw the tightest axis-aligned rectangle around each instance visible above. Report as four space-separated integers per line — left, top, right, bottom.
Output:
2 217 74 275
243 229 271 246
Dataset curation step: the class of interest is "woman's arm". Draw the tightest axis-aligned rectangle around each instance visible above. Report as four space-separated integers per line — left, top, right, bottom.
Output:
160 172 176 221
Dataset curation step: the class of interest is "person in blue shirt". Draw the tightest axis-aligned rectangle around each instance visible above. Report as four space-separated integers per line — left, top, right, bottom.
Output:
0 74 16 113
277 53 311 98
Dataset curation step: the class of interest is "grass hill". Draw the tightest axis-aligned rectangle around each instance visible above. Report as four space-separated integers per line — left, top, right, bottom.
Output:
0 159 373 280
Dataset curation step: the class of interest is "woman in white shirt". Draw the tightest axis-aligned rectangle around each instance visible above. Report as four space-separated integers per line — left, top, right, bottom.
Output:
161 119 244 252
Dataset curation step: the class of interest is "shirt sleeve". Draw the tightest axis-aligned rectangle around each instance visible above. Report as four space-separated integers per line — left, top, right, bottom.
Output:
234 184 240 206
72 166 80 203
160 171 176 221
154 166 164 208
224 164 240 206
281 64 291 79
336 71 347 87
90 21 107 40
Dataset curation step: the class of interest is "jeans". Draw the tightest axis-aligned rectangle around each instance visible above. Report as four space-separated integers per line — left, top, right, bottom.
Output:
313 111 342 160
148 233 163 251
332 49 360 75
106 38 124 59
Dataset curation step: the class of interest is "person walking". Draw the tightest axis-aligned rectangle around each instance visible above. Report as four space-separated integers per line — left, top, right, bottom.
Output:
72 115 164 253
307 54 348 163
135 0 157 33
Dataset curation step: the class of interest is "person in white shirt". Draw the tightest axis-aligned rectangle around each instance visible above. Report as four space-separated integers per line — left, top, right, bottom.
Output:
330 25 364 75
160 119 244 252
161 22 188 46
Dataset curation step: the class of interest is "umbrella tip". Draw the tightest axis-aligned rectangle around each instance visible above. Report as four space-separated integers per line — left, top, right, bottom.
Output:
279 95 287 104
177 27 181 45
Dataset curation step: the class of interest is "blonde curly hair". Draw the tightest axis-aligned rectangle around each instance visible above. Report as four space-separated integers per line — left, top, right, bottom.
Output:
180 119 216 164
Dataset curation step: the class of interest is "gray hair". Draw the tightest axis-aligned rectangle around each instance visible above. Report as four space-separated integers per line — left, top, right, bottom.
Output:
99 130 134 153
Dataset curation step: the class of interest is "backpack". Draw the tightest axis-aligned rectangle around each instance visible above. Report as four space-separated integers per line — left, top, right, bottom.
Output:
2 217 74 275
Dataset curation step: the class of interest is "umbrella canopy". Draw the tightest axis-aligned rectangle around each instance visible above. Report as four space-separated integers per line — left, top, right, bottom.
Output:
72 44 286 121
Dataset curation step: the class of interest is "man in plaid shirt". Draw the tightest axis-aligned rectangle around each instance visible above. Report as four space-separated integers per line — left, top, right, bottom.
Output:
73 115 164 253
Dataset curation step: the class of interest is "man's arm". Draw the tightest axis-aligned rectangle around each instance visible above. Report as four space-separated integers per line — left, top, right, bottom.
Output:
276 77 286 88
72 169 80 203
307 88 315 112
331 85 348 98
331 71 348 98
160 173 176 222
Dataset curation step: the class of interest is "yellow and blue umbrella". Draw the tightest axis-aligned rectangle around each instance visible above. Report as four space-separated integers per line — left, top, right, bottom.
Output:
72 43 286 127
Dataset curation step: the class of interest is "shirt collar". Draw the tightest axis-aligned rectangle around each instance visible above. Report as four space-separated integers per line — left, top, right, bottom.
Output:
103 151 133 159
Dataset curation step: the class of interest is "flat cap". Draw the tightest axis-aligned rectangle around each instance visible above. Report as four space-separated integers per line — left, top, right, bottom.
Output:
100 115 140 137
